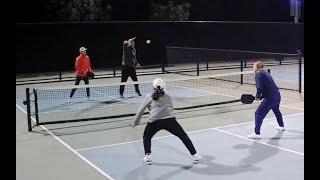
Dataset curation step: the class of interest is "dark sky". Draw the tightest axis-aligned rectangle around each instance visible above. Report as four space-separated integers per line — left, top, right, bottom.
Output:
190 0 304 22
16 0 303 23
16 0 151 22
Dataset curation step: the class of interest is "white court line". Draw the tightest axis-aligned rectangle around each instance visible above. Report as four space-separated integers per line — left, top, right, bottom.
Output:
280 105 304 111
211 112 304 129
16 104 116 180
169 84 241 99
274 78 304 83
215 128 304 156
76 112 304 151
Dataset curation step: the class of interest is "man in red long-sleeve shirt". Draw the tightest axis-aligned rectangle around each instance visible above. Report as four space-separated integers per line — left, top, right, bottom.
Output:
69 47 93 102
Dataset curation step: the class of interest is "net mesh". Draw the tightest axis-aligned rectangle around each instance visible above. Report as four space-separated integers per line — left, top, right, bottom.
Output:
30 71 257 125
165 46 303 91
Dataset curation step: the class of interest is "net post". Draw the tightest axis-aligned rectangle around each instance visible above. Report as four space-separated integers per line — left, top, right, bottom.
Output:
59 72 62 81
299 53 302 93
206 61 209 70
244 59 247 68
197 61 200 76
240 58 243 85
25 88 32 132
113 67 116 77
33 89 39 125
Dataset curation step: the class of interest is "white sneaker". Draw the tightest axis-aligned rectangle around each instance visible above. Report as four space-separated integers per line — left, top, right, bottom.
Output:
192 153 202 164
275 126 285 131
143 153 152 165
247 133 261 139
67 98 71 103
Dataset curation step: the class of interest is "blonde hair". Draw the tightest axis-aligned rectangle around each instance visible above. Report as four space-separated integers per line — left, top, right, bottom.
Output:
254 61 264 69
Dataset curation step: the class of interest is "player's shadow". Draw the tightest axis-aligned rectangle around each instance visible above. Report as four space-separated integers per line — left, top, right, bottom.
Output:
237 130 284 166
124 154 260 180
279 129 304 139
124 131 284 180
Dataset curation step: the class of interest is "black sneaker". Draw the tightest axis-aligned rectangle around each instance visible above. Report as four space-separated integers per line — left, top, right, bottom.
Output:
137 92 142 96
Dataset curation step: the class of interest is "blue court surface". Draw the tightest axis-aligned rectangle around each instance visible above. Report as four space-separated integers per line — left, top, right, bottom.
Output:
76 113 304 180
16 67 304 180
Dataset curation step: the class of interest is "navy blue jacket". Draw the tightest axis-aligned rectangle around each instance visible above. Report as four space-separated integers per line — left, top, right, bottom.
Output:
255 70 280 99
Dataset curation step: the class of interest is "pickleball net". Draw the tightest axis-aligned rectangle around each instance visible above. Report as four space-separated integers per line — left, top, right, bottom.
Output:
25 71 264 131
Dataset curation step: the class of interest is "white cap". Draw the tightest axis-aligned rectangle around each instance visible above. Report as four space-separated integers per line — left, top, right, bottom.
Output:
153 78 166 90
79 47 87 52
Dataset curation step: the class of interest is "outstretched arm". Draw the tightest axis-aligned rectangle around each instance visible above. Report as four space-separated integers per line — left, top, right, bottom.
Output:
133 95 152 126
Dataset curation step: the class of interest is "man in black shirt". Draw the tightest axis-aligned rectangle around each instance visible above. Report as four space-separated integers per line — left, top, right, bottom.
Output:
120 37 142 98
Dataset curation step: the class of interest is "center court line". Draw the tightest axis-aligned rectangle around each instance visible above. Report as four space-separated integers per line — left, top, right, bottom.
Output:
16 104 116 180
215 128 304 156
91 89 128 103
169 84 240 99
76 112 304 151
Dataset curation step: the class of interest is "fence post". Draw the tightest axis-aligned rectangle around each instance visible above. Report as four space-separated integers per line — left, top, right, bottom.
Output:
25 88 32 132
299 54 302 93
240 58 243 85
59 72 62 81
197 61 200 76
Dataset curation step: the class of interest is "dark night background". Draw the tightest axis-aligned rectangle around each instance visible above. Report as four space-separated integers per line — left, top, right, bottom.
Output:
16 0 304 23
16 0 304 74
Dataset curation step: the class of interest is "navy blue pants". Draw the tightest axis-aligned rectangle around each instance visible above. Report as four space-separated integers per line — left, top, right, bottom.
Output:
255 93 284 134
69 76 90 98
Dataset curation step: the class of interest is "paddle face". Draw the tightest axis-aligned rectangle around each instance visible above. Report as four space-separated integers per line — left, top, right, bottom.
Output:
241 94 255 104
86 72 95 79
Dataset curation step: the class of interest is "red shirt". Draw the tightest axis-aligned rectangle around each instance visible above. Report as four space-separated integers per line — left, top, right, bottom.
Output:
75 54 92 77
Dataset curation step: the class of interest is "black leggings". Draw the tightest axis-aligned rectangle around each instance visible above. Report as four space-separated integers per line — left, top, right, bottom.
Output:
143 117 197 155
119 65 140 95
